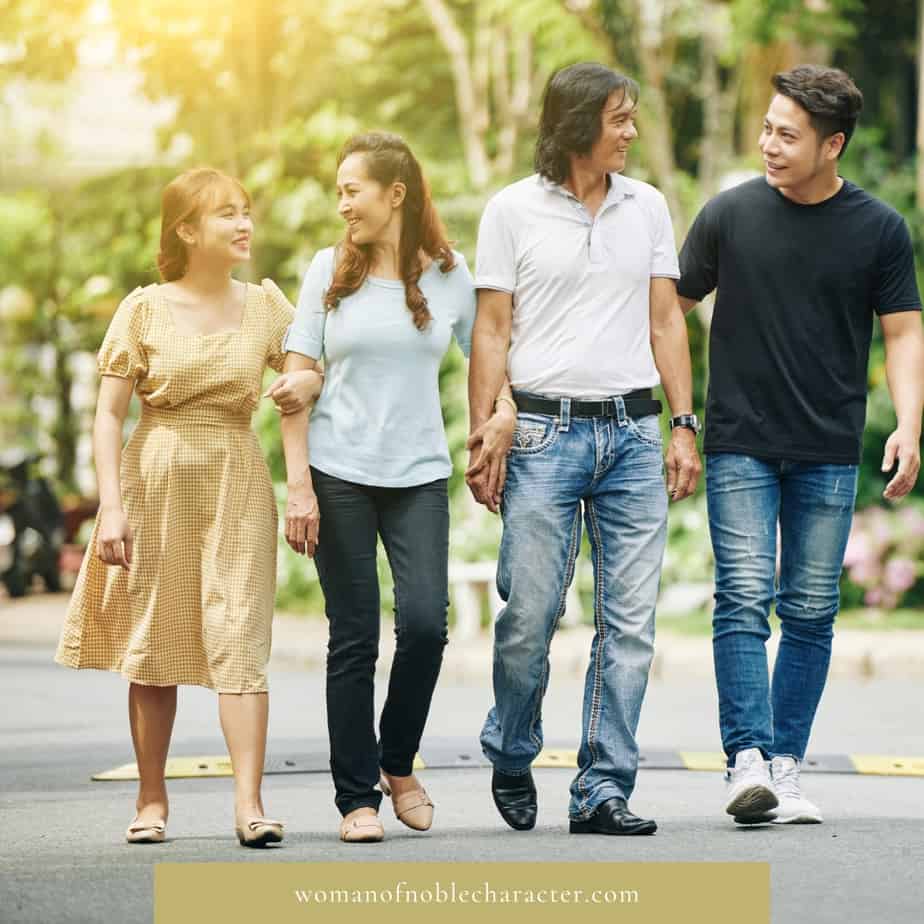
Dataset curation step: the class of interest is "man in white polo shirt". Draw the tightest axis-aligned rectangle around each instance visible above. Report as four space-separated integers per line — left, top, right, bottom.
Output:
467 62 700 835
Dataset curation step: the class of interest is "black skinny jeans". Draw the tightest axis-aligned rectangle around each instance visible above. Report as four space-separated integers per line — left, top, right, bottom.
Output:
311 467 450 816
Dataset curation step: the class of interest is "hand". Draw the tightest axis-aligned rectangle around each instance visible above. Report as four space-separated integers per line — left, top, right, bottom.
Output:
882 426 921 500
97 506 133 570
665 427 701 502
285 478 321 557
264 370 323 415
465 405 516 513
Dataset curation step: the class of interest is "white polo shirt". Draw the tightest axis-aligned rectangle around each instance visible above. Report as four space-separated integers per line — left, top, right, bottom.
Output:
475 172 679 399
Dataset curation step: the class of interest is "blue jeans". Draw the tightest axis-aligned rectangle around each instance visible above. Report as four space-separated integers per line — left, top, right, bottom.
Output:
706 454 858 764
480 397 668 821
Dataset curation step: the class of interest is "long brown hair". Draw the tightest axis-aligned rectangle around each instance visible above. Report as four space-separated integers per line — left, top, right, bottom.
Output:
157 167 251 281
325 133 455 331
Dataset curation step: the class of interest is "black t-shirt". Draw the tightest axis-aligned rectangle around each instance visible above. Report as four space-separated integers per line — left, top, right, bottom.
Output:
678 177 921 464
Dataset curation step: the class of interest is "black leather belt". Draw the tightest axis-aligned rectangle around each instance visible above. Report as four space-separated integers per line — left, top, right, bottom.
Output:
513 389 662 419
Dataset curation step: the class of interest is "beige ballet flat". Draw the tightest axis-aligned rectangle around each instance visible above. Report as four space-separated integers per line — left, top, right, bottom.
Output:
380 772 434 831
236 818 284 848
339 812 384 843
125 818 166 844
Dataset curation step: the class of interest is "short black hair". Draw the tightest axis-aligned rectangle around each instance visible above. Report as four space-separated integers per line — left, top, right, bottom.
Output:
771 65 864 157
535 62 639 184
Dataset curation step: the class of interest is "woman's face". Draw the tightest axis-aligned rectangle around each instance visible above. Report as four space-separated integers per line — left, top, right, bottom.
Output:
336 152 404 246
181 187 252 266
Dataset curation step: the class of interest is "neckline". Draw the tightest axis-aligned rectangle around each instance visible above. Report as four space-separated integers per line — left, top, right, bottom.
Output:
768 177 849 209
366 259 441 288
158 282 250 338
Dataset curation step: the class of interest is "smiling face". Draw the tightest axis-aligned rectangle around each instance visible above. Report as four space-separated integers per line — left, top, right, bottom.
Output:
179 184 252 266
336 152 405 247
759 93 843 198
582 90 639 175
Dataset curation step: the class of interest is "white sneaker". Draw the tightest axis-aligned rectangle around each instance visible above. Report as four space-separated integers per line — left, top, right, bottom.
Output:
724 747 778 822
770 756 823 824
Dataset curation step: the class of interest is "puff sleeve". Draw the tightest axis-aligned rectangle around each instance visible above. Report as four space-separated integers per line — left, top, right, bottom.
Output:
261 278 297 373
97 287 148 381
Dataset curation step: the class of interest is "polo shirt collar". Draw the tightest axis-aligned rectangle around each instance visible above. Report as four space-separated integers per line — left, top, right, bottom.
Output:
538 172 634 207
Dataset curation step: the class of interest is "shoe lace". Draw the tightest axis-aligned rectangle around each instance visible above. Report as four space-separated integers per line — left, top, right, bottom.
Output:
773 762 801 799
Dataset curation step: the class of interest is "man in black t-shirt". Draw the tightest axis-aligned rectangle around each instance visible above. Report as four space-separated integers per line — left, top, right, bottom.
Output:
678 65 924 827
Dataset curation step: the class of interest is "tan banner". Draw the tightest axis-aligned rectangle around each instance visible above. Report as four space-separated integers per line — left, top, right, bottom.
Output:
155 862 768 924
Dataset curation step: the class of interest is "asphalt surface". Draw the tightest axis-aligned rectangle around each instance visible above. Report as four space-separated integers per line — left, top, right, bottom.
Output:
2 641 924 923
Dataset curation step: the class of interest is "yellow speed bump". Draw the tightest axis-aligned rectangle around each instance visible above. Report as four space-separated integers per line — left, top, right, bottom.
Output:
680 752 727 772
93 753 426 781
92 755 233 781
850 755 924 777
534 748 578 768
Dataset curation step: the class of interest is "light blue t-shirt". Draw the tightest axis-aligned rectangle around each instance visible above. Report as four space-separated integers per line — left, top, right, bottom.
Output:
283 247 475 487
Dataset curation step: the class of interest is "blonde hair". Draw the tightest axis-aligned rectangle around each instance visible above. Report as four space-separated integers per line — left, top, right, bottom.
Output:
157 167 251 281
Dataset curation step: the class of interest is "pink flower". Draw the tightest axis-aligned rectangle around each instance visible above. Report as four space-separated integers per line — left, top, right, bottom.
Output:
898 507 924 539
843 529 872 568
883 558 917 595
864 588 883 606
848 560 879 586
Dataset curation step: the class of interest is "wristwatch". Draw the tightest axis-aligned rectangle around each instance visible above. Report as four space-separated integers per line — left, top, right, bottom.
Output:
669 414 701 434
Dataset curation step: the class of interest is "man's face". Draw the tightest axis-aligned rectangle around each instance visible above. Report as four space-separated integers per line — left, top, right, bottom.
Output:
585 90 639 174
759 93 841 191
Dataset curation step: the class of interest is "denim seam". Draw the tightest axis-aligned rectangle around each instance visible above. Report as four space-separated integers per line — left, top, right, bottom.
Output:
528 506 581 755
574 496 606 817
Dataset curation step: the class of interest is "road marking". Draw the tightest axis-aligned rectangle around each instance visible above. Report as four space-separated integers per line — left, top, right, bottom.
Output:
851 755 924 776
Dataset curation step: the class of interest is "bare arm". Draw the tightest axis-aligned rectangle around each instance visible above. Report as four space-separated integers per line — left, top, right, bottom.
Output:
466 289 515 512
278 353 320 556
679 295 699 315
93 376 134 569
650 277 701 501
880 311 924 499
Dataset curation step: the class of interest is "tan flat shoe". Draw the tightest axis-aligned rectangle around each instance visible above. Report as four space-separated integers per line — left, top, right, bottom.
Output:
125 818 166 844
380 772 434 831
339 813 384 843
236 818 284 848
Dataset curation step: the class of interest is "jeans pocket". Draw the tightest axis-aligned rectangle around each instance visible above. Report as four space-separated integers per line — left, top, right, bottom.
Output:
625 415 663 448
509 414 559 454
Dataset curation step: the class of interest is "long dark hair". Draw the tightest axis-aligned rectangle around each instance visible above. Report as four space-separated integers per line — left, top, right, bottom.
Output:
534 63 639 184
325 132 454 331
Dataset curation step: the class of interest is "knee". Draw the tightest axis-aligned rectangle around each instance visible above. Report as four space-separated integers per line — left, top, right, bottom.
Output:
776 600 837 639
395 599 449 652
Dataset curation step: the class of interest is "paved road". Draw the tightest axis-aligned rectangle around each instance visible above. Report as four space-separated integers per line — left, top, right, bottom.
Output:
2 642 923 923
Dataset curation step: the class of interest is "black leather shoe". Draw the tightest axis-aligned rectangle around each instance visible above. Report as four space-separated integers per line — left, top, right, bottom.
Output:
569 797 657 836
491 768 537 831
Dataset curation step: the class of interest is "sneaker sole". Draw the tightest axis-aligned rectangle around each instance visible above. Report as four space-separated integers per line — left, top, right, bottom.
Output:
733 812 777 825
772 813 822 825
725 784 778 819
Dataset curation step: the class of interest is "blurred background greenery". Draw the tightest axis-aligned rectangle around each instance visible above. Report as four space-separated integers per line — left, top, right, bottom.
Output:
2 0 922 625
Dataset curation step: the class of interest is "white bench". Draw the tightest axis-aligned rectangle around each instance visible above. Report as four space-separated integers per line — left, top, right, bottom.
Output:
448 560 583 640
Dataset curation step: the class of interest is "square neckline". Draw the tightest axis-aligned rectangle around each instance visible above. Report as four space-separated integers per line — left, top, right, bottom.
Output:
157 281 251 339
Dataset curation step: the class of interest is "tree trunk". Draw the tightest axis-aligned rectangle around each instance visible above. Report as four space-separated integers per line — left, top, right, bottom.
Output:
420 0 491 188
634 0 685 229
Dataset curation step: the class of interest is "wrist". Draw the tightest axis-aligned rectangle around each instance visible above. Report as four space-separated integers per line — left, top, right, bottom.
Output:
494 395 517 420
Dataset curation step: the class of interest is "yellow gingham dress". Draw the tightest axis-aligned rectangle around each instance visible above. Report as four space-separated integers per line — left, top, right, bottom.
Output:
55 279 294 693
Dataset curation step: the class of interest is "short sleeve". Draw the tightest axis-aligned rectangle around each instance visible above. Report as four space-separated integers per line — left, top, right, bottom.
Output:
649 191 680 279
678 200 719 301
261 279 296 373
284 249 335 361
874 217 922 316
449 253 476 358
474 193 517 293
97 288 148 380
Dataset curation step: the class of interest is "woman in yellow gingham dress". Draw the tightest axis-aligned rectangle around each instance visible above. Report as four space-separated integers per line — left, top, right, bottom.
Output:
56 168 322 847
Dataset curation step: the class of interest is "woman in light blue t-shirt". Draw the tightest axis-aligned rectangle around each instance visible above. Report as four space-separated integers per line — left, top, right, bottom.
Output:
279 132 477 843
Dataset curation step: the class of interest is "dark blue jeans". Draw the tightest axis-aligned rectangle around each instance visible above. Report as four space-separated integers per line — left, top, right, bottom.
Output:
706 453 858 764
311 467 449 816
